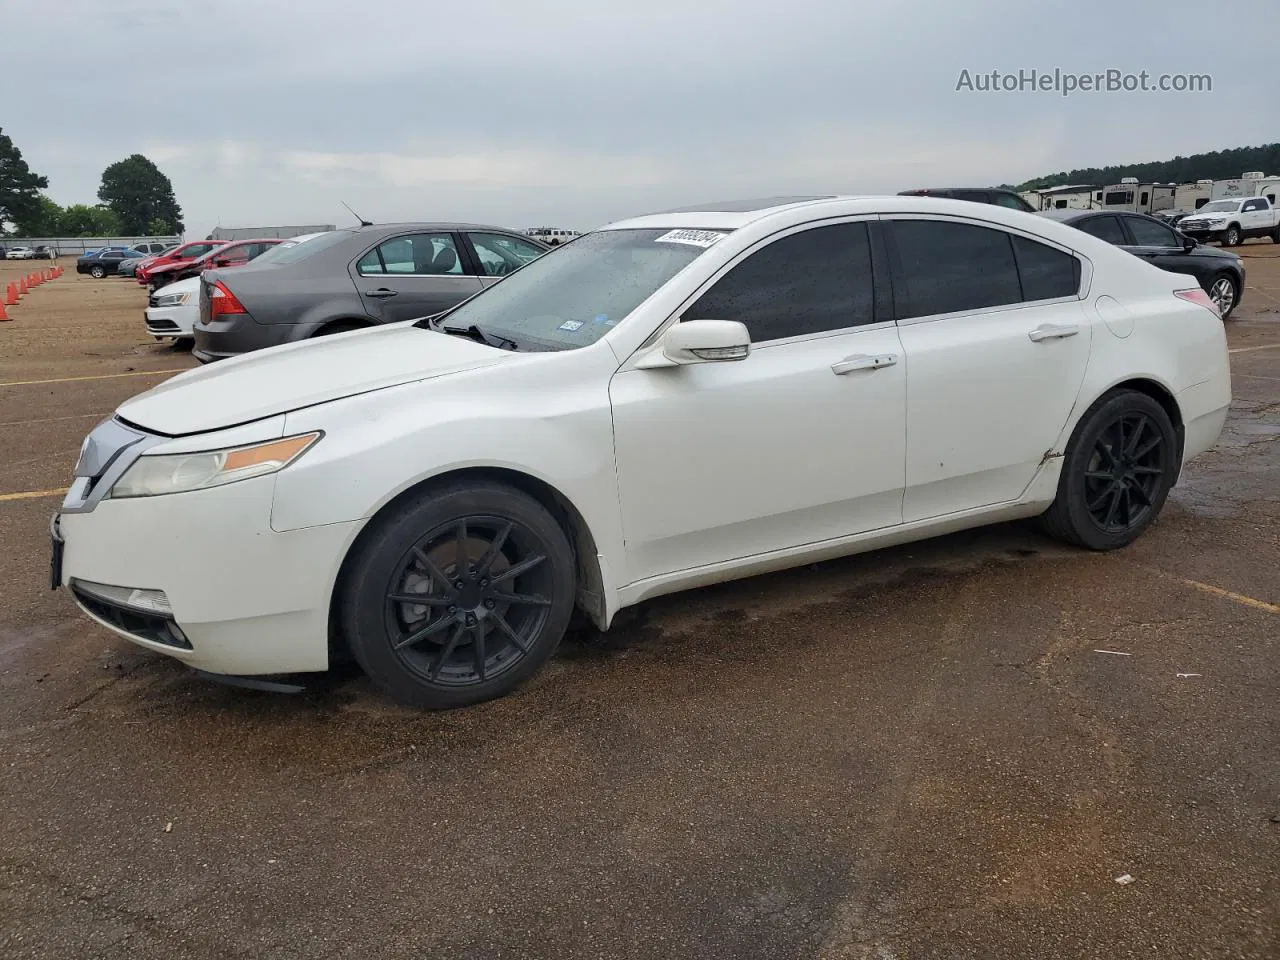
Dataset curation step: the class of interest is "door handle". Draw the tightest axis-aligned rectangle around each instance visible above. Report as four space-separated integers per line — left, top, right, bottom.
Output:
364 288 398 299
831 353 898 375
1028 323 1079 342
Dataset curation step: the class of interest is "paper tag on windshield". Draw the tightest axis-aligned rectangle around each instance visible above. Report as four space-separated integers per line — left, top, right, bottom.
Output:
654 229 726 248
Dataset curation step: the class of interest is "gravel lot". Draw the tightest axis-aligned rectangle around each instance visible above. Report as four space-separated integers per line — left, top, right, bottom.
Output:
1 250 1277 959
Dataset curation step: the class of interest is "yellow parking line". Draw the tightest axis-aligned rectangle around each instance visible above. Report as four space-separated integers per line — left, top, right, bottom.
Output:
0 488 67 503
0 369 187 388
1178 578 1279 615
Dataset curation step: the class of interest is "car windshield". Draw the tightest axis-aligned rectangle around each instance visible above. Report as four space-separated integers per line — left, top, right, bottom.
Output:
1198 200 1240 213
420 227 730 351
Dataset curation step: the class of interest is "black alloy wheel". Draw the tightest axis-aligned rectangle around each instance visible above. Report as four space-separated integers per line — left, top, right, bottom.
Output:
341 482 575 709
1040 390 1178 550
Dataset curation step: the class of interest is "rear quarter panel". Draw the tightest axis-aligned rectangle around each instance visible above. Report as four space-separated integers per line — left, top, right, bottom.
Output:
1055 245 1230 459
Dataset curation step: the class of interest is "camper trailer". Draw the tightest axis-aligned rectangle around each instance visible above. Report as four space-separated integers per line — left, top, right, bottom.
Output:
1211 171 1280 205
1034 184 1099 210
1099 178 1175 215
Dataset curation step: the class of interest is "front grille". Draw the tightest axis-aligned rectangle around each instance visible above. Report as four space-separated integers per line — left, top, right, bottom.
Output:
147 318 180 332
72 585 192 650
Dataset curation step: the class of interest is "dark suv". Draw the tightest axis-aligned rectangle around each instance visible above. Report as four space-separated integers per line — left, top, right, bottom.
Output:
898 187 1037 213
193 223 550 362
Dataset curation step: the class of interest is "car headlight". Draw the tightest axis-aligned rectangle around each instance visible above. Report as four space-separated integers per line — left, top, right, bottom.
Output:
110 432 321 498
154 293 190 307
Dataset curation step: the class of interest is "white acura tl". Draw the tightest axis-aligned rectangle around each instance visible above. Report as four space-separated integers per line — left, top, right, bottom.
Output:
53 196 1231 709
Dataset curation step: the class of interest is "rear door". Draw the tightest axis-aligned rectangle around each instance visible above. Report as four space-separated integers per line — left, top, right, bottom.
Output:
887 217 1091 522
1115 215 1200 279
350 231 483 323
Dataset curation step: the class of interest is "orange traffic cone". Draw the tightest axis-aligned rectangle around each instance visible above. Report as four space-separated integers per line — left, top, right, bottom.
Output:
30 272 41 286
4 283 16 305
0 299 9 321
18 276 28 295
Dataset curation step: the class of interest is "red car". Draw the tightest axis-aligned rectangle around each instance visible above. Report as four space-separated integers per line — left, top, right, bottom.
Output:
144 239 285 290
137 240 230 288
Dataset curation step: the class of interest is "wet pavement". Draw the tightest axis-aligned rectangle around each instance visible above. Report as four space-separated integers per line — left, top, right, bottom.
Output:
1 254 1277 959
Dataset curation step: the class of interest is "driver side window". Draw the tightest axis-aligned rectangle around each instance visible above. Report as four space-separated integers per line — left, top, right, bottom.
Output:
467 232 546 277
682 222 877 342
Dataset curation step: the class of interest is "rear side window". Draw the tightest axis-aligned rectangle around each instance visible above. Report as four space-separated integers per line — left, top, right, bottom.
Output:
684 222 876 341
1011 236 1080 300
1075 216 1127 245
889 220 1022 319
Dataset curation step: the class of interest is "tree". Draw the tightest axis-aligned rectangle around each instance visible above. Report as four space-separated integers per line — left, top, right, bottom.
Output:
0 127 49 235
98 154 183 235
13 195 64 237
58 204 122 237
146 217 171 236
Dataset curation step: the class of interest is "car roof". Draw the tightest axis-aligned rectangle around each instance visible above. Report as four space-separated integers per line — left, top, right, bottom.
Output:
348 222 531 235
898 187 1020 195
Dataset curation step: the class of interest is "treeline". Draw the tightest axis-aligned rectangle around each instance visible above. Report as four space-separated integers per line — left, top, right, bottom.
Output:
1009 142 1280 191
1 129 183 238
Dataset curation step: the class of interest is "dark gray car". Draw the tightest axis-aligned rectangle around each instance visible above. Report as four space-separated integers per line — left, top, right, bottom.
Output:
192 223 550 362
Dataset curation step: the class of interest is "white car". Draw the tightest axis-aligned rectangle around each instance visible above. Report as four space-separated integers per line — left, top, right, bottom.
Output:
54 196 1231 710
6 246 35 259
145 276 200 342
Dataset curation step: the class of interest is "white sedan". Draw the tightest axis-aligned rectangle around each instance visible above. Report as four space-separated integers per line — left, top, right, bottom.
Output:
54 196 1231 710
145 276 200 342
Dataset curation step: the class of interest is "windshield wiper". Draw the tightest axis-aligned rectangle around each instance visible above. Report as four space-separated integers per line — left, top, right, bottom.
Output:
437 321 519 351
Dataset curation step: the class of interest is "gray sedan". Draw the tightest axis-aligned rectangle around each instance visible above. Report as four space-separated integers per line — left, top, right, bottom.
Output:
192 223 549 362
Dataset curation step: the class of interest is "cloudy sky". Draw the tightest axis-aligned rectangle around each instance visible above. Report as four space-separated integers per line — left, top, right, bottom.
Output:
3 0 1275 238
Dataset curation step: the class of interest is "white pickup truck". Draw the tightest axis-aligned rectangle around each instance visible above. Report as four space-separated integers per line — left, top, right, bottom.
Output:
1177 196 1280 247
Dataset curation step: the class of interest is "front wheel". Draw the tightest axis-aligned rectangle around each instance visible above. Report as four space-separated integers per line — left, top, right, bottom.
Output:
1039 390 1178 550
339 481 576 709
89 265 106 279
1223 225 1242 247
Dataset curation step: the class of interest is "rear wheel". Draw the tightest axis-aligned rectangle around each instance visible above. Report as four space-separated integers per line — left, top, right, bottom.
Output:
1039 390 1178 550
313 321 365 337
1207 272 1239 319
339 481 576 710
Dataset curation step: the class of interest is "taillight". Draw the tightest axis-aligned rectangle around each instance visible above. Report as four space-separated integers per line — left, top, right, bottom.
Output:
1174 287 1219 315
208 280 248 318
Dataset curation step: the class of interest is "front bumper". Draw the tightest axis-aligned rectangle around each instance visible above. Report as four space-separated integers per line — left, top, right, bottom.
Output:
192 313 292 363
144 302 196 338
56 474 362 675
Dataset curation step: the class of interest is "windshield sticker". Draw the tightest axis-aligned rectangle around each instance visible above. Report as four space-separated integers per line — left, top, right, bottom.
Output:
592 314 610 325
654 229 727 249
558 320 584 332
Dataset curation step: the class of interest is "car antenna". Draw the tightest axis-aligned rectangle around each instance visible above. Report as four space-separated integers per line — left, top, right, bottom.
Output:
341 200 373 227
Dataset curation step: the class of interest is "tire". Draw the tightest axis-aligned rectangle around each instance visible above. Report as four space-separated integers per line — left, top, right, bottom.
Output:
89 264 106 279
1223 225 1242 247
339 480 576 710
1207 273 1239 320
1039 390 1178 551
173 337 194 350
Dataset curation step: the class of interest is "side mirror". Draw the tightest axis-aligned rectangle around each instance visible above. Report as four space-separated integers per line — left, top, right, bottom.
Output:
634 319 751 369
1180 234 1197 251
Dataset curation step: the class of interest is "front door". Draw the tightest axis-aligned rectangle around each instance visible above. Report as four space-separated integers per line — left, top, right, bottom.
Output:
352 231 483 323
885 217 1093 522
609 220 906 584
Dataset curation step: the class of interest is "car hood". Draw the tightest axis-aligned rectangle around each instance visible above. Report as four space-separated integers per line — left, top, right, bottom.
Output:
1182 211 1233 221
116 323 509 436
